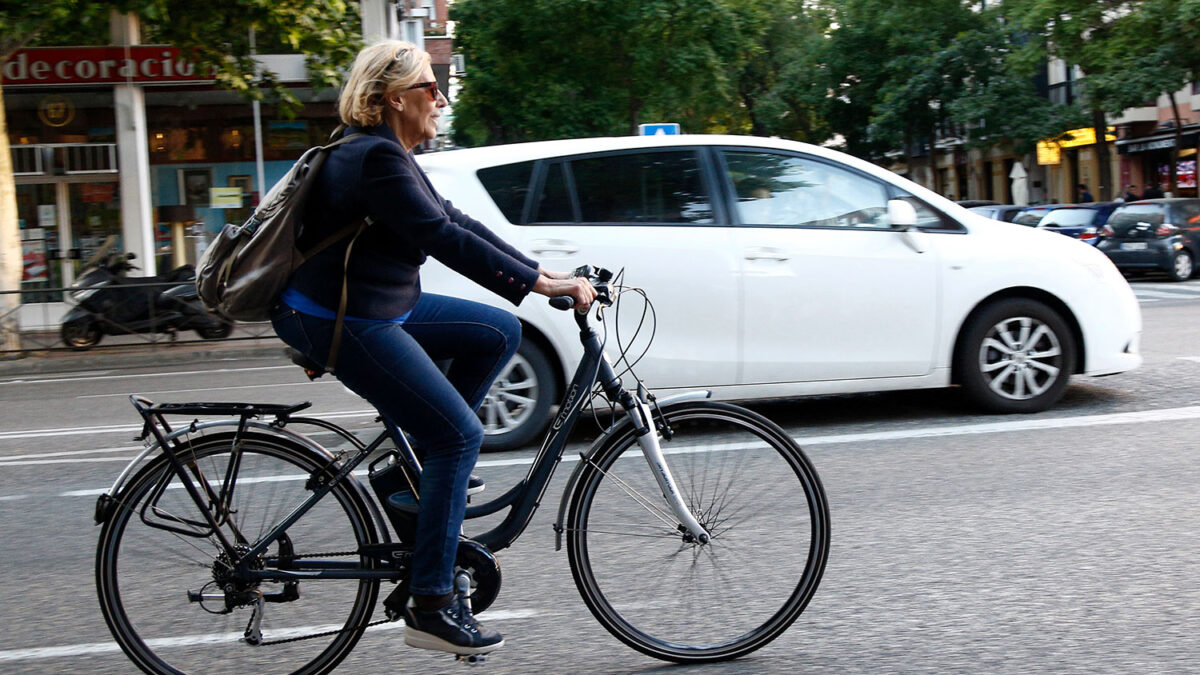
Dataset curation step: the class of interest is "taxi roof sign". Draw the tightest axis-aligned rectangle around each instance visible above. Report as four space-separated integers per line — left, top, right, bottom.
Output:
638 123 680 136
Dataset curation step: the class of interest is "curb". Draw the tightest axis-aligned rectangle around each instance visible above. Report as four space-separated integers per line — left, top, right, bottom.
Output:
0 339 292 377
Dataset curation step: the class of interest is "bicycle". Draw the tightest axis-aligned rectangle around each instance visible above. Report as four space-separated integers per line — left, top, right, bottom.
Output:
93 266 830 673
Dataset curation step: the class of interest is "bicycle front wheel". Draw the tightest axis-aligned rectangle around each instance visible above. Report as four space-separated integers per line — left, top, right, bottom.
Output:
96 431 381 675
565 401 829 663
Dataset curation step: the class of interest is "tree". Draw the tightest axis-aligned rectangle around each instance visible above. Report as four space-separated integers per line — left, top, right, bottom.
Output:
821 0 986 191
1005 0 1142 201
449 0 769 145
946 16 1090 156
0 1 360 352
1088 0 1200 194
729 0 834 142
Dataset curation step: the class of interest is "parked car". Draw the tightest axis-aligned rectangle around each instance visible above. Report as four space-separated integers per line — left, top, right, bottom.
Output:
1034 202 1122 246
1096 198 1200 281
956 199 999 208
417 135 1142 450
967 204 1026 223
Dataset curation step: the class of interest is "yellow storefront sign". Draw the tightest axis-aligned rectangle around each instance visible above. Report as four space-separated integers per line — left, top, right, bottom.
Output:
1036 126 1117 165
209 187 243 209
1036 141 1061 165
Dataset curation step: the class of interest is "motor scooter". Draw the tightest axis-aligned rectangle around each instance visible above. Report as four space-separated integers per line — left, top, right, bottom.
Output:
60 250 233 350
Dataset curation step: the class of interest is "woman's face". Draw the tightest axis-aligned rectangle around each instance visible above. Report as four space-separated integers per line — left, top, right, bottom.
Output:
390 64 447 150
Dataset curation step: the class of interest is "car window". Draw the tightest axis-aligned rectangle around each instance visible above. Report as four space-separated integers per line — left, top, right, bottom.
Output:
477 161 536 223
1108 205 1167 234
1175 201 1200 225
567 150 713 224
1039 209 1094 227
533 161 574 223
722 150 889 229
1013 209 1048 227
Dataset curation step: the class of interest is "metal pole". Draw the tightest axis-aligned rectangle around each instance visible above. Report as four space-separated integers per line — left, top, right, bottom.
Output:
250 28 266 202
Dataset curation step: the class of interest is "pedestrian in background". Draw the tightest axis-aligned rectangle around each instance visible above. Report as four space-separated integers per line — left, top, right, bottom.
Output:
1123 185 1140 201
1077 183 1094 203
1143 183 1165 198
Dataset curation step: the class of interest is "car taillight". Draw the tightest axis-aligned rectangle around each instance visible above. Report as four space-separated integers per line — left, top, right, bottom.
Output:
1079 228 1098 241
1099 225 1114 237
1155 223 1178 236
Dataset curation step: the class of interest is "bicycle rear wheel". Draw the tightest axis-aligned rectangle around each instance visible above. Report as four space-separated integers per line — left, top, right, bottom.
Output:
565 401 829 663
96 431 381 675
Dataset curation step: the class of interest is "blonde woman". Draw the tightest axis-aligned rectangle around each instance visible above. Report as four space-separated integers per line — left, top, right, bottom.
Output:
272 41 595 655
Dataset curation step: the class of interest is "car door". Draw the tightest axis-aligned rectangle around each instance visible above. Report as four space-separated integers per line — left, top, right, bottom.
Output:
520 148 741 389
718 148 940 383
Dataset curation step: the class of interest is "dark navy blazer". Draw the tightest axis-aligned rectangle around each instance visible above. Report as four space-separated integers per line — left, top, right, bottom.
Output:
291 124 540 320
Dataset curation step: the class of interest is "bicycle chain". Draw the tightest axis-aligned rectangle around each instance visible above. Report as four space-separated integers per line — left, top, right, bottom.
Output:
251 550 401 647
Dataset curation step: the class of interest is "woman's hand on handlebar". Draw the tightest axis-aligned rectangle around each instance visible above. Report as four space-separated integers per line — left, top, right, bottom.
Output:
532 271 597 312
537 266 572 281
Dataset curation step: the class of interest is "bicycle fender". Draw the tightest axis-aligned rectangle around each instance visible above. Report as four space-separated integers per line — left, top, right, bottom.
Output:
551 390 711 550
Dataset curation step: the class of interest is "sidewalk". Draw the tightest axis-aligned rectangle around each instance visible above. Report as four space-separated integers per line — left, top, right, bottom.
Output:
0 333 291 377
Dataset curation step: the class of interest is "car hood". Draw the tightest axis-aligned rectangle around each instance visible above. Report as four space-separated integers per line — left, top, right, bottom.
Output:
966 214 1108 263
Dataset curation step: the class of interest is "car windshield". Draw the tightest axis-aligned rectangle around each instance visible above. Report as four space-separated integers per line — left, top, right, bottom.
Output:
1013 209 1049 226
1039 209 1094 227
1107 205 1167 234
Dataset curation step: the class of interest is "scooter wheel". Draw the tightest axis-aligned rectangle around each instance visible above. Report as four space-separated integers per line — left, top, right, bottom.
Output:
195 323 233 340
62 320 102 350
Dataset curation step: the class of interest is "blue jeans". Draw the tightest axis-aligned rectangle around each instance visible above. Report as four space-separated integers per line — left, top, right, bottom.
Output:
271 293 522 596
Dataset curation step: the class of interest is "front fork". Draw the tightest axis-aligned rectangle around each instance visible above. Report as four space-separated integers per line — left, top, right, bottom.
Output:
624 390 710 545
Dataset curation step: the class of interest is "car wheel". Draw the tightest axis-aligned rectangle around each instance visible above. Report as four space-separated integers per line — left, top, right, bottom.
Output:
479 338 558 452
61 319 102 350
1168 249 1194 282
956 299 1075 414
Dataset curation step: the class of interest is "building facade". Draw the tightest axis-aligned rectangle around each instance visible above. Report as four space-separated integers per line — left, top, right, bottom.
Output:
5 0 451 324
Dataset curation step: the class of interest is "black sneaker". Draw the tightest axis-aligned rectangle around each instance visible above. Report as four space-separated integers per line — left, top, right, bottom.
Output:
403 595 504 655
467 474 485 496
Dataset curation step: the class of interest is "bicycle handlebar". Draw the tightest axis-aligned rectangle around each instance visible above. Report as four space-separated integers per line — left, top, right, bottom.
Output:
547 265 614 312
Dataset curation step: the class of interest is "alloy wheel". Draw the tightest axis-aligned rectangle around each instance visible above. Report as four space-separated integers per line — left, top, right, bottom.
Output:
977 315 1063 401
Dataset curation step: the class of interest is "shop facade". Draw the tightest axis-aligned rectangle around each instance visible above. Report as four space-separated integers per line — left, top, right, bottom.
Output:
3 1 448 327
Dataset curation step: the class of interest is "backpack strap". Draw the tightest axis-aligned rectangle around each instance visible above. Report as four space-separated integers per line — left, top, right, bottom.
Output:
324 218 370 374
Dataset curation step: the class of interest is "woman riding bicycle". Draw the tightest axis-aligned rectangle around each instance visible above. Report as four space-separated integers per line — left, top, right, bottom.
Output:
271 40 595 656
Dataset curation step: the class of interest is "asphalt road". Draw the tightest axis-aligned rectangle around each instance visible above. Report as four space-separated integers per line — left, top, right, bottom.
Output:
1 278 1199 674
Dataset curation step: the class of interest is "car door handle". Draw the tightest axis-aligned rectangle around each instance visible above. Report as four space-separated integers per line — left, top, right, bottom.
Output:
744 247 789 261
530 239 579 255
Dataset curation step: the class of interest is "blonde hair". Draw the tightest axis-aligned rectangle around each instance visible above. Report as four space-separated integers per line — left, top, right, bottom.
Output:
338 40 430 127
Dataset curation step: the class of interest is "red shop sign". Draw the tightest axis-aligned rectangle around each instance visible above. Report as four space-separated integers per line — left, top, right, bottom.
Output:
2 46 213 87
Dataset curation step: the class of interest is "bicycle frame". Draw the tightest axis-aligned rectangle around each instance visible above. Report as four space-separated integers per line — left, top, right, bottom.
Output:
102 298 711 586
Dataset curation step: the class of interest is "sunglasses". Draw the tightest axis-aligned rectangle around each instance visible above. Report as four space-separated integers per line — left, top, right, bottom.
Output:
406 81 441 102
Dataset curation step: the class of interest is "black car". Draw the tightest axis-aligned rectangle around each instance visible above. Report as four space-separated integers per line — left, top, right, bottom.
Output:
1097 198 1200 281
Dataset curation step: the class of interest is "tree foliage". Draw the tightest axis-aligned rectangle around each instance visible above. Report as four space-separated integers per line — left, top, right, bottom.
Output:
449 0 772 145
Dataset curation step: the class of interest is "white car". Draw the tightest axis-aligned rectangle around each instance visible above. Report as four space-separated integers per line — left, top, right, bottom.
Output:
417 135 1142 450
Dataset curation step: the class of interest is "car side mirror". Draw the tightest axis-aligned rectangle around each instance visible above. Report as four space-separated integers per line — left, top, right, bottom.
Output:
887 199 926 254
888 199 919 230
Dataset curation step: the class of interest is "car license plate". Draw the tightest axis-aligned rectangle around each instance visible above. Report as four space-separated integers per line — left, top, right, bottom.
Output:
1120 242 1148 251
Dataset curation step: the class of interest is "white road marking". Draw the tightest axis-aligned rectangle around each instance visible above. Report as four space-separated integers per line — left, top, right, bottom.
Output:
0 609 540 662
7 404 1200 500
0 365 296 387
0 409 379 441
76 379 341 399
1133 288 1200 298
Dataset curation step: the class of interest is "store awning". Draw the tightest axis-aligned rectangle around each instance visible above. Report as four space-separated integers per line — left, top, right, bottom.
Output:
1117 126 1200 154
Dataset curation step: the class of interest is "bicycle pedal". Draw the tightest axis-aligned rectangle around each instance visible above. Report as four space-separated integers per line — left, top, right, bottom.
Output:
456 653 488 666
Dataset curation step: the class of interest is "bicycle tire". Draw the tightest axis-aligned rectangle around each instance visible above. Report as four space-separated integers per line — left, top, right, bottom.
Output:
565 401 829 663
96 431 381 675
